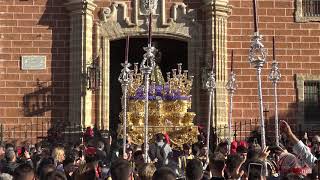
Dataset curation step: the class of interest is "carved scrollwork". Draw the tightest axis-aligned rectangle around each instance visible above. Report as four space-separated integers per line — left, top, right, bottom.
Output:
99 7 113 21
99 2 135 27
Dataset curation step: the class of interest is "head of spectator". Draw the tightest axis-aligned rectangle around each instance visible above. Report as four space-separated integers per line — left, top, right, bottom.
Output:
63 156 76 178
155 133 165 143
44 170 68 180
200 145 208 157
39 164 55 180
126 148 133 161
127 135 133 145
5 143 14 151
247 144 261 161
0 144 5 159
185 159 203 180
237 145 248 160
85 127 94 138
217 141 228 157
110 159 131 180
52 147 65 165
197 134 205 144
37 157 54 175
0 173 13 180
192 144 201 156
152 167 176 180
182 144 192 156
209 153 226 178
73 162 98 180
231 141 238 155
312 135 320 157
209 158 226 178
5 149 16 163
133 150 144 170
226 154 246 179
13 163 35 180
85 147 97 163
138 163 156 180
96 141 104 151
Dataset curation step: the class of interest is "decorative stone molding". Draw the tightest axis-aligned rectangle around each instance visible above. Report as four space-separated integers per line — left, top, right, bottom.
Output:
99 2 135 27
295 0 320 22
65 0 97 128
97 0 203 129
296 74 320 129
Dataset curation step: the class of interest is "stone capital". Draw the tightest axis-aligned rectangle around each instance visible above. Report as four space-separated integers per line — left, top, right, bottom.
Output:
202 0 231 16
65 0 97 14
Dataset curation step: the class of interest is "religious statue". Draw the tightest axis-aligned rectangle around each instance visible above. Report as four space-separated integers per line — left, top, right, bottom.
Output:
150 44 165 84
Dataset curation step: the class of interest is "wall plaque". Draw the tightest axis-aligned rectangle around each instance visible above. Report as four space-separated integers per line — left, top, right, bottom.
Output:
21 56 46 70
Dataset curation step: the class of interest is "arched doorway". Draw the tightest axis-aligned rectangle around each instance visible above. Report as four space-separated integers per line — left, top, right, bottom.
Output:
109 37 188 133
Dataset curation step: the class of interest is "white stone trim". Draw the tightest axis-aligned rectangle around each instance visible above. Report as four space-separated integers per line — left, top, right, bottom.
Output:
97 0 202 129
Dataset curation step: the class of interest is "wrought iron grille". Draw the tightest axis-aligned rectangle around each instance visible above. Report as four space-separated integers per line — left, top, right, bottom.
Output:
304 81 320 122
302 0 320 17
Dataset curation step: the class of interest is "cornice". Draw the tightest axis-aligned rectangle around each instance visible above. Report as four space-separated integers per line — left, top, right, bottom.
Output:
65 0 97 14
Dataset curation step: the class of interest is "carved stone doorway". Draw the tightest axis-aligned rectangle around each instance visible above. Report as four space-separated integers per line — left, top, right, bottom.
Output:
109 37 188 132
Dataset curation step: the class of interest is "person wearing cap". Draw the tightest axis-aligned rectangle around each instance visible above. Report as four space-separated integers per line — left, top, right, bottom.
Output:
271 145 301 177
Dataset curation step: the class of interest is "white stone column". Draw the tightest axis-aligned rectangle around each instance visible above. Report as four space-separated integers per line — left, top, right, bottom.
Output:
65 0 97 128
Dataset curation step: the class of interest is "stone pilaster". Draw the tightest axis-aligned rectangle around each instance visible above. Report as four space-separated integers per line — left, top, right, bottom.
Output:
65 0 97 128
203 0 231 136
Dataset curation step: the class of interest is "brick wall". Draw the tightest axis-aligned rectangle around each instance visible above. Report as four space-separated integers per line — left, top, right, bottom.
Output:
0 0 70 143
228 0 320 134
1 0 320 143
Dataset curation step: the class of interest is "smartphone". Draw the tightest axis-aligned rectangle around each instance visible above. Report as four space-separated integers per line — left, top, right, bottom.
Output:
248 162 263 179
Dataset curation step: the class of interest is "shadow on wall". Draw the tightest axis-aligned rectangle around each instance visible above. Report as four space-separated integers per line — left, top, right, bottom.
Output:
3 0 72 144
23 80 53 117
37 0 70 124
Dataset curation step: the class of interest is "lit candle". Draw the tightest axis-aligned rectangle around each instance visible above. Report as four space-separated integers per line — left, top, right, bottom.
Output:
212 51 215 71
253 0 258 32
125 35 130 63
273 36 275 60
148 13 152 46
231 50 234 72
213 7 217 71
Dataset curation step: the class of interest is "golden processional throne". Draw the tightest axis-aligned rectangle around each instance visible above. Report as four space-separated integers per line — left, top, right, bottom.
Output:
119 63 198 147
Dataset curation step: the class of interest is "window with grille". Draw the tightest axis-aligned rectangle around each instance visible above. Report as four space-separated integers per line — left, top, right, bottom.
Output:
295 0 320 22
304 81 320 122
302 0 320 17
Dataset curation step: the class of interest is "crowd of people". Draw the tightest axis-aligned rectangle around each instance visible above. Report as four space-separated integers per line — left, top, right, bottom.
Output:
0 120 320 180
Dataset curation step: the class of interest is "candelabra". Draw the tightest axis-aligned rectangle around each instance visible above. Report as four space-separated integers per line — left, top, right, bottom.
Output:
140 44 156 163
206 71 216 160
118 62 132 156
249 31 267 149
269 60 281 146
129 63 193 100
226 71 237 146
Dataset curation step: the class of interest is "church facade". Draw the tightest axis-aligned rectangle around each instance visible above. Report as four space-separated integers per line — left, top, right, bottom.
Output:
1 0 320 142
